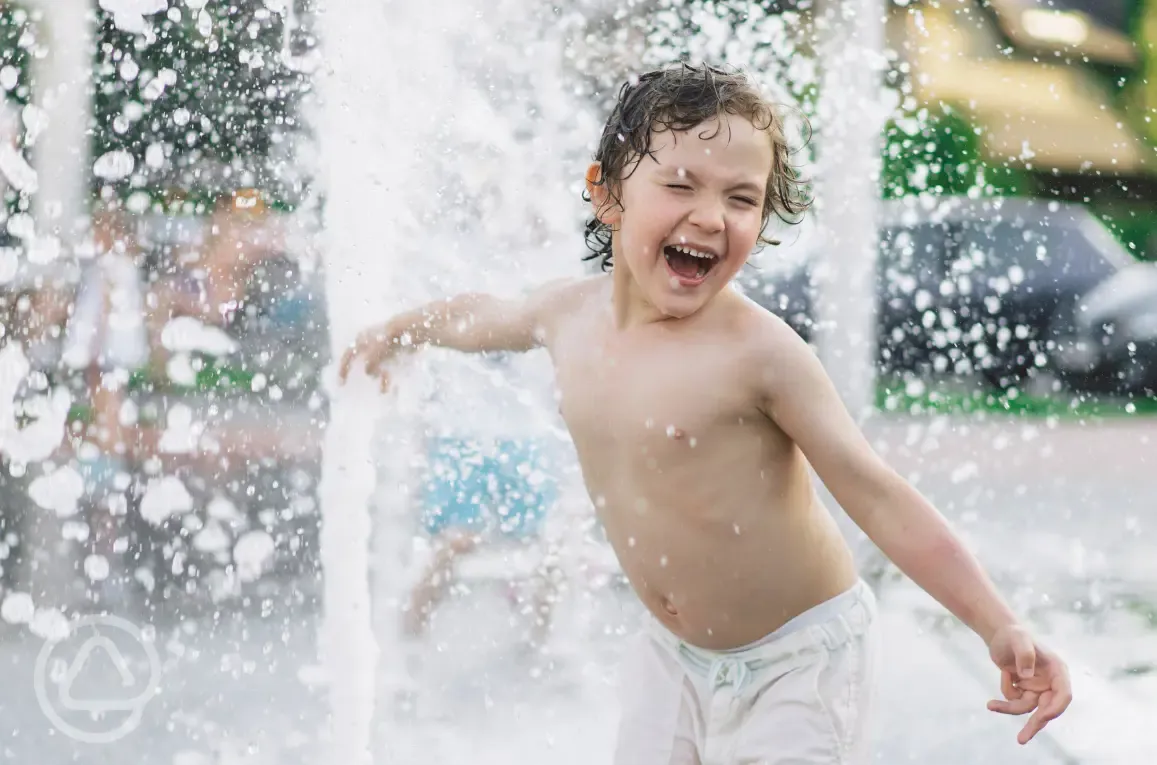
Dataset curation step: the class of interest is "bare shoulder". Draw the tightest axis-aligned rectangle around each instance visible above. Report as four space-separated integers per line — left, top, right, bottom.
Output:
526 272 609 338
530 272 606 303
727 291 822 399
526 273 606 317
727 290 808 353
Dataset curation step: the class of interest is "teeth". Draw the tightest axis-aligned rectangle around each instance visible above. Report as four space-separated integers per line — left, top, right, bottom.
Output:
671 245 715 260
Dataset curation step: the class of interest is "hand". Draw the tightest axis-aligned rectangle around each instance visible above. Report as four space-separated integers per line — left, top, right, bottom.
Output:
986 624 1072 745
338 322 411 391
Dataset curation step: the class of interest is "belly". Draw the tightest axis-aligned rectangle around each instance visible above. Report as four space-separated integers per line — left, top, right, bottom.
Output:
600 491 858 650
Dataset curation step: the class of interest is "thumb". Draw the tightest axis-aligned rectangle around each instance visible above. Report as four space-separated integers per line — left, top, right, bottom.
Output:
1013 633 1036 679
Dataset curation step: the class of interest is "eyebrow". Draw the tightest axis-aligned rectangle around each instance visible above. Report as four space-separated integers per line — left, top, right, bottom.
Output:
661 167 764 195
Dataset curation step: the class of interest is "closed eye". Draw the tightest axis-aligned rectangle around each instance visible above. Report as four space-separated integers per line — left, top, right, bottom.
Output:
732 196 758 206
666 184 692 191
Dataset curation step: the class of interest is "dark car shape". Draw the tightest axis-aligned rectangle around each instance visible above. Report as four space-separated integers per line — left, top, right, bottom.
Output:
741 196 1144 392
1069 262 1157 395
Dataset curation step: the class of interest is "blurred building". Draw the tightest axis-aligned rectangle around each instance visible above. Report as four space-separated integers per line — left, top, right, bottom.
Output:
890 0 1157 258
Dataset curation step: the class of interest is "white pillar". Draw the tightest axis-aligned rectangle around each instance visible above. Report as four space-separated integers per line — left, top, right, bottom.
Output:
812 0 885 422
26 0 92 250
313 4 397 764
10 0 93 610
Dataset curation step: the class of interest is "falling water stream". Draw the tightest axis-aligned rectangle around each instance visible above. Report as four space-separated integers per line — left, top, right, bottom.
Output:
314 1 595 760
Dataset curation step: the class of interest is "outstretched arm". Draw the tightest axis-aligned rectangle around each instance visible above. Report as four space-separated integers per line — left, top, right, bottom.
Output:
339 279 571 385
749 311 1071 745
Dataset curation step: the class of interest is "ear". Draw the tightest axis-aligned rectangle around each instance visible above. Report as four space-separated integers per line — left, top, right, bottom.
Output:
585 162 621 225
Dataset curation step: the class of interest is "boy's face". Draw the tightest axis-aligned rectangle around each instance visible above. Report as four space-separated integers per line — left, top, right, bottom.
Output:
591 113 772 318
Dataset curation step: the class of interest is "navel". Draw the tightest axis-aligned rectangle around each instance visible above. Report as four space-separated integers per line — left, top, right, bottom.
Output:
665 425 696 447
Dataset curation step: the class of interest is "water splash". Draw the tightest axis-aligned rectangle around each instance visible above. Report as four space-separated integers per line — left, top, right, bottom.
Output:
315 1 593 761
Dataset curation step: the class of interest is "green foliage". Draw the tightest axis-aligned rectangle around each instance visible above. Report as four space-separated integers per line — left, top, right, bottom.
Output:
881 107 1029 200
1090 203 1157 262
0 2 31 108
877 376 1157 419
127 359 255 395
0 3 33 218
91 0 314 208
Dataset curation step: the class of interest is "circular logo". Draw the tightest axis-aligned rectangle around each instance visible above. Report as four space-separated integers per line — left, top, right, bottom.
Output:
34 614 161 744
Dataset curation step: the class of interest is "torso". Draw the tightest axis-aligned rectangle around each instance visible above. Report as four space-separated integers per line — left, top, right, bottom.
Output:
544 277 857 649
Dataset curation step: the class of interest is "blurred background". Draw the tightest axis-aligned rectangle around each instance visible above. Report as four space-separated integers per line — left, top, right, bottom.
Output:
0 1 1152 763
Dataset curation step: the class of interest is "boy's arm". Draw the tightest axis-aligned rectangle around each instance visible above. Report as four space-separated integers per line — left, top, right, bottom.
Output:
749 311 1070 742
339 279 573 383
753 320 1017 642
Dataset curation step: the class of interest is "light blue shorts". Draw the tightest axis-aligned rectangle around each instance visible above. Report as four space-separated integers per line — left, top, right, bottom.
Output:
420 436 558 540
75 454 128 498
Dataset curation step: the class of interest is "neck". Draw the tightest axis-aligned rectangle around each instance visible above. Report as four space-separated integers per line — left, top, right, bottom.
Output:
610 262 669 330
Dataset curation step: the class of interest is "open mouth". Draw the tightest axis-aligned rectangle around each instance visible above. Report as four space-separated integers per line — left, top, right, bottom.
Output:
663 245 719 283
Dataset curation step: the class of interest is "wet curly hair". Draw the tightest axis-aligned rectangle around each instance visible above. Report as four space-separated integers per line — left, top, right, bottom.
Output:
583 62 811 271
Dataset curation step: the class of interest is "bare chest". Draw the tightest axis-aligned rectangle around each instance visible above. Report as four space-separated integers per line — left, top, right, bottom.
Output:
551 326 750 469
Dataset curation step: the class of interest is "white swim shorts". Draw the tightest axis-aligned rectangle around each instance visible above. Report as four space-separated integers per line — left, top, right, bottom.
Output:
614 579 880 765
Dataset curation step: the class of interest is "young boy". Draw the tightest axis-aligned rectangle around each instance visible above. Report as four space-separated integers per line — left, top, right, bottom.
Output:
340 63 1071 764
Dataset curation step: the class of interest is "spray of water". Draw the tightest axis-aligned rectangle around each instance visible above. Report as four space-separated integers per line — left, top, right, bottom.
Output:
314 1 597 760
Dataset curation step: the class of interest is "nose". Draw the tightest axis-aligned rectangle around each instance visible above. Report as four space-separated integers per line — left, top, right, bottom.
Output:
687 198 725 234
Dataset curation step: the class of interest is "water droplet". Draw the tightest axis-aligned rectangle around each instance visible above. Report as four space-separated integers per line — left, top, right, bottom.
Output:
628 536 636 547
84 554 110 582
689 437 697 448
733 523 741 535
659 555 668 567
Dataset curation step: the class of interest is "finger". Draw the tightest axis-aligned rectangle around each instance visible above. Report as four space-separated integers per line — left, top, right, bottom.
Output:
1048 677 1073 718
364 348 386 378
1017 691 1054 745
1010 674 1053 694
1014 637 1036 680
1036 680 1072 724
1047 656 1073 700
1001 670 1023 701
338 348 353 382
987 691 1038 716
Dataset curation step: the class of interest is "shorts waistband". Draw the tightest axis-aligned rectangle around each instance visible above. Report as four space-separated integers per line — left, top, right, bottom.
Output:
724 578 871 653
647 579 876 690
